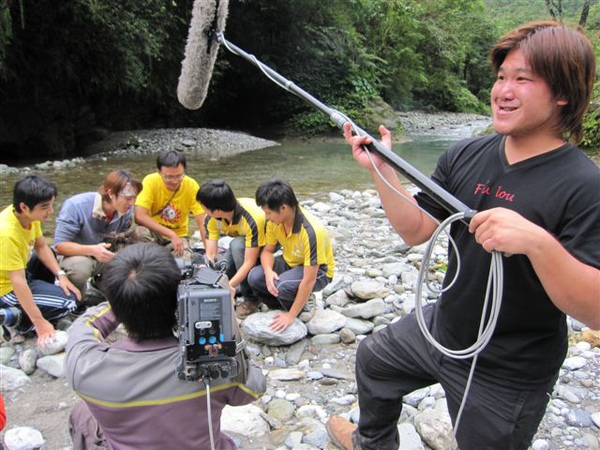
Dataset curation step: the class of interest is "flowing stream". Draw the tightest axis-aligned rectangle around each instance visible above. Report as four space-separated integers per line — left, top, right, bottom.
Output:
0 126 486 240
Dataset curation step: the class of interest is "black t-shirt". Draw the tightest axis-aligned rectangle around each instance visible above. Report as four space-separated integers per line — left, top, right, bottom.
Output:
415 133 600 387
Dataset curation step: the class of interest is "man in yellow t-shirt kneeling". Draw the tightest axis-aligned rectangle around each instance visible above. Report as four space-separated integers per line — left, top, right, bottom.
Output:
134 150 206 256
197 179 266 306
0 175 80 346
248 179 334 332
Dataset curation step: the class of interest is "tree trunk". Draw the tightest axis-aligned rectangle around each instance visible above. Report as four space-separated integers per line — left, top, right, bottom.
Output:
544 0 563 21
578 0 590 30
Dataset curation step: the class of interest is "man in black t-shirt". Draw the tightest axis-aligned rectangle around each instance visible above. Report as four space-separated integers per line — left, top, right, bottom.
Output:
327 21 599 450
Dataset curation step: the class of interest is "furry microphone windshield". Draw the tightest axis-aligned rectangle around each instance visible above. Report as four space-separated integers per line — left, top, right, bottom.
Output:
177 0 229 110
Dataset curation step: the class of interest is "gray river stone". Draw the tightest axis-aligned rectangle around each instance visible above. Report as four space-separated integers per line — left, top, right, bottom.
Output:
0 365 30 391
350 279 390 300
305 309 346 335
241 311 307 345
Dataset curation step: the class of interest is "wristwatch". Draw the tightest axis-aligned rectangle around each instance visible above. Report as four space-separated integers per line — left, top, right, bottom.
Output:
56 270 67 278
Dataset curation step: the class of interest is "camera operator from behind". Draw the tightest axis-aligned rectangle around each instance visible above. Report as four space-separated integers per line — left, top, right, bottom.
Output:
65 242 266 450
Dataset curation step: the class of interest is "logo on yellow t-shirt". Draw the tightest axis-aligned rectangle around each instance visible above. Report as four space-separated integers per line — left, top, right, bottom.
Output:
161 203 182 224
292 241 305 259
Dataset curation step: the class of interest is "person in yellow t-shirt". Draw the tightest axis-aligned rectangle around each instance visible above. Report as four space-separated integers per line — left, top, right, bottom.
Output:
0 175 80 346
134 150 206 255
197 180 266 308
248 179 334 332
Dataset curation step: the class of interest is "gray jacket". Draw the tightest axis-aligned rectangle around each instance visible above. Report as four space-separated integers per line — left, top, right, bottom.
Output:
65 303 266 450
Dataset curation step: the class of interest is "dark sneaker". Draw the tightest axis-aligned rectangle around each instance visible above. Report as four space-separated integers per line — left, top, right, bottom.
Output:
81 277 107 307
0 307 22 327
299 293 316 322
303 293 316 313
56 317 73 331
236 300 261 319
2 325 25 344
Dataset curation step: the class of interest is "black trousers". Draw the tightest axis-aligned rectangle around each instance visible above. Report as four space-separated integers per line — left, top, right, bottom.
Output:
353 306 556 450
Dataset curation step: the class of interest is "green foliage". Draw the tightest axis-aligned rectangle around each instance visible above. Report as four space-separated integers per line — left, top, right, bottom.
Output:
450 85 488 114
290 110 337 135
0 0 188 159
0 0 598 157
204 0 384 134
349 0 495 113
484 0 600 32
350 0 426 109
0 1 15 76
581 85 600 149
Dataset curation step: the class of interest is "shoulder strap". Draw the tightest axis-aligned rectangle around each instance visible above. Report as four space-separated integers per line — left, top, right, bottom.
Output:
151 186 179 217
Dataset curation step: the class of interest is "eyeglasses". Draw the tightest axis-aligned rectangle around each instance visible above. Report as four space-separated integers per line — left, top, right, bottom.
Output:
161 173 185 181
118 194 137 200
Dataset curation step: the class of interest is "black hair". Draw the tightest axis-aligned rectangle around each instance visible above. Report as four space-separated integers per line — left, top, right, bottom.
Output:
13 174 58 213
490 21 595 144
196 179 237 212
101 243 180 341
156 150 187 170
255 179 299 212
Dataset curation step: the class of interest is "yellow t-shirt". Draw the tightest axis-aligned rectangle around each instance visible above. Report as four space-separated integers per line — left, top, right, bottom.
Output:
205 198 266 248
265 207 334 278
0 206 42 296
135 173 204 237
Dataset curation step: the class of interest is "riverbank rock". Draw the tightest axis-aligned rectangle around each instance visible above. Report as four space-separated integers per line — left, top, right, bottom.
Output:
242 311 308 345
398 110 490 137
37 330 68 356
0 128 280 175
3 427 45 450
0 365 30 391
81 127 280 161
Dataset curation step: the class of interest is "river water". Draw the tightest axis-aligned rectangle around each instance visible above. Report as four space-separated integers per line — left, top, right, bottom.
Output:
0 132 476 239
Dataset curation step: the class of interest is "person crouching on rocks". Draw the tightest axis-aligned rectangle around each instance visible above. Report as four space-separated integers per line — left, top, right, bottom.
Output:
53 169 143 306
0 175 80 346
197 179 266 310
247 179 335 332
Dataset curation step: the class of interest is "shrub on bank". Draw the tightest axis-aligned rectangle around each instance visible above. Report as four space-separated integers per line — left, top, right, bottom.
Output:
581 88 600 150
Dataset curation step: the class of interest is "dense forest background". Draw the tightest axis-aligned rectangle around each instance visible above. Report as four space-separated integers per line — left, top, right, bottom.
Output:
0 0 598 162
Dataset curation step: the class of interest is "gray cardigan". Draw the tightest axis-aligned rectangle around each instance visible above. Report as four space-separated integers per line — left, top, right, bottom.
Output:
65 303 266 450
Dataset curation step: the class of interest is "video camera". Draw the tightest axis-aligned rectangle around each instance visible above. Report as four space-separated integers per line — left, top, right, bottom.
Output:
176 261 241 382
